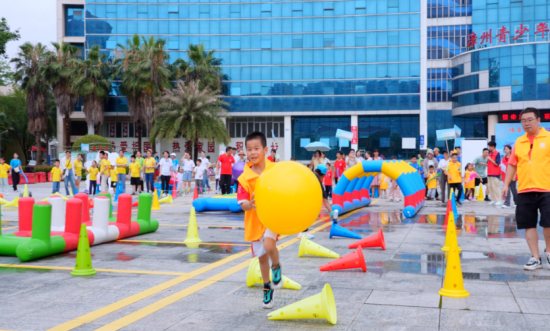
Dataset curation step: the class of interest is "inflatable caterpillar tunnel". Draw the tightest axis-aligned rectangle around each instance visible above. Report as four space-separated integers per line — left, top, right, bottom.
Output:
332 160 425 218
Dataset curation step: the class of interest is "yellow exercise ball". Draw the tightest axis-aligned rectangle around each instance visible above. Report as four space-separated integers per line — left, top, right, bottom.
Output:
255 161 322 235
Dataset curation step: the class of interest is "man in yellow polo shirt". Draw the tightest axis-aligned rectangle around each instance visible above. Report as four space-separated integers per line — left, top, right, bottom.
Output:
445 152 462 206
503 107 550 270
99 151 111 192
115 150 128 193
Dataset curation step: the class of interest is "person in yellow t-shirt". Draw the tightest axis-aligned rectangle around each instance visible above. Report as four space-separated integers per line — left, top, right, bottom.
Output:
115 150 128 193
464 163 477 201
110 165 118 190
86 160 99 195
426 165 438 200
143 150 157 193
51 159 63 194
62 150 77 196
99 151 111 192
74 154 84 194
0 157 12 195
379 173 389 199
445 153 463 205
128 155 142 195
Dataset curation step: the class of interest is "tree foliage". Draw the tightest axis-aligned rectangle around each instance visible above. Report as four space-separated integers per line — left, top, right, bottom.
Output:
0 87 35 164
0 17 20 58
150 79 229 160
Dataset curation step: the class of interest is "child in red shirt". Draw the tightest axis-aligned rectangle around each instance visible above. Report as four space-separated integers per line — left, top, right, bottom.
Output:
333 151 346 184
324 163 333 198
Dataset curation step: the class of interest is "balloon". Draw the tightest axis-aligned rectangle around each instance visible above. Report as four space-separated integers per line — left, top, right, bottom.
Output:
232 161 246 181
255 161 322 235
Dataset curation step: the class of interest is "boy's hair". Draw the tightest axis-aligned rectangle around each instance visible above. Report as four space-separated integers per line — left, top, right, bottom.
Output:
314 169 324 176
488 141 496 147
326 162 331 166
411 156 417 159
0 157 4 161
225 146 232 152
245 131 267 148
442 150 448 154
451 153 458 157
54 159 60 163
429 165 434 169
196 159 202 163
336 151 343 156
100 151 105 155
483 148 489 152
391 155 397 159
131 155 135 159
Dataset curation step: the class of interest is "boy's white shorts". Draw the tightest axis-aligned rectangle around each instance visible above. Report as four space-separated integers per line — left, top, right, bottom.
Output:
251 228 278 258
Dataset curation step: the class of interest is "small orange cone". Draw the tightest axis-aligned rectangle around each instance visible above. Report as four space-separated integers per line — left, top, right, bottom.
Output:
319 246 366 272
172 181 177 199
193 186 199 200
442 199 452 230
348 229 386 250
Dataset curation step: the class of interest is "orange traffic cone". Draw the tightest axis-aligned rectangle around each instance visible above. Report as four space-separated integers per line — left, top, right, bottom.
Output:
172 182 177 199
193 186 199 200
348 229 386 250
319 246 367 272
442 199 452 230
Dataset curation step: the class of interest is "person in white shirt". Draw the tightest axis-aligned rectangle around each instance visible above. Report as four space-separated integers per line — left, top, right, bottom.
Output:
437 151 450 204
180 153 195 194
158 151 173 196
199 151 212 192
233 147 241 163
193 159 207 195
176 168 184 192
60 150 76 196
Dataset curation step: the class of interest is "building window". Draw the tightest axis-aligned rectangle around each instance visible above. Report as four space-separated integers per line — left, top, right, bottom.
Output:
70 43 84 59
428 0 472 18
358 115 419 159
226 117 284 139
427 111 487 149
427 68 453 102
70 121 88 136
65 5 84 37
292 116 349 160
101 122 148 138
427 25 472 59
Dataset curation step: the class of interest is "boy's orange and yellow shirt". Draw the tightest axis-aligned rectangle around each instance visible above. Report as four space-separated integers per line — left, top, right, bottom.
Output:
237 159 275 241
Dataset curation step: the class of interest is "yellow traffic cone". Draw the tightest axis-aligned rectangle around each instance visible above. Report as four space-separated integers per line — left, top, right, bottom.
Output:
151 189 161 210
246 258 301 290
476 184 484 201
158 194 173 204
4 197 19 208
438 243 469 298
298 236 339 258
22 184 29 198
441 211 462 253
267 284 337 325
71 224 97 276
183 207 202 244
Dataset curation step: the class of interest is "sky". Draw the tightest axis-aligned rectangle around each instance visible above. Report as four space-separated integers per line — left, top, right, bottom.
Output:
1 0 57 62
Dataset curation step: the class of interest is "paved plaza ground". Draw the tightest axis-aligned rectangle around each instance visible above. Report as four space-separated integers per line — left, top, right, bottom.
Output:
0 182 549 330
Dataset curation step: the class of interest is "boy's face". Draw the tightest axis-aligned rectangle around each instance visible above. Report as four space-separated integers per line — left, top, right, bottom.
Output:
452 155 458 162
197 161 201 166
131 158 135 163
411 157 417 163
429 168 434 173
55 162 60 167
337 154 341 160
0 159 3 164
246 138 268 165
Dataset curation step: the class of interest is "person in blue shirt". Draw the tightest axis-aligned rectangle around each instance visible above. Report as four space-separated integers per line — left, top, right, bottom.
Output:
170 153 179 173
9 153 22 193
434 147 444 163
410 155 424 177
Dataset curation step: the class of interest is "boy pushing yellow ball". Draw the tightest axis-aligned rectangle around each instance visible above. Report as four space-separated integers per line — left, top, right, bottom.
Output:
237 131 281 309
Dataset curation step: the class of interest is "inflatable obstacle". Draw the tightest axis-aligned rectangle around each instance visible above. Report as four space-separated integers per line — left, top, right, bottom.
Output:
192 194 243 213
0 193 159 261
332 160 425 218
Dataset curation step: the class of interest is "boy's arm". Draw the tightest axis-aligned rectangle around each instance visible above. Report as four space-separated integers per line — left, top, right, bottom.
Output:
237 182 255 211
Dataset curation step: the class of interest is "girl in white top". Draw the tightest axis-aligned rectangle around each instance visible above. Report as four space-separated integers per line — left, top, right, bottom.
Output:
346 149 357 169
356 150 365 163
158 151 173 196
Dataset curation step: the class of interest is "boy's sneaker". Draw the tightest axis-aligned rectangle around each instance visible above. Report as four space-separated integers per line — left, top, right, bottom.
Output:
297 232 314 240
485 197 491 202
263 283 275 309
272 264 283 289
524 257 543 271
495 201 504 206
489 201 496 205
544 249 550 268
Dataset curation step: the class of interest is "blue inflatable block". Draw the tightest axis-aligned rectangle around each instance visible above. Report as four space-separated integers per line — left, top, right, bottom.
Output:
329 222 362 239
193 196 243 213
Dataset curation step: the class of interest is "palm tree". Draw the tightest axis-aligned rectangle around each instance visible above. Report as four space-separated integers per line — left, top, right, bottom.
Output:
44 42 79 150
150 79 230 160
11 42 51 165
185 44 222 90
113 35 172 151
71 44 111 133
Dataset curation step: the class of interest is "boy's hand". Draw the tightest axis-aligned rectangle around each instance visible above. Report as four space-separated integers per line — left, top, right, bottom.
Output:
244 193 256 211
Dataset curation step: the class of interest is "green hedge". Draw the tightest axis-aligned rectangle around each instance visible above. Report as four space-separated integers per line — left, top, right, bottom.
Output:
34 165 53 173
